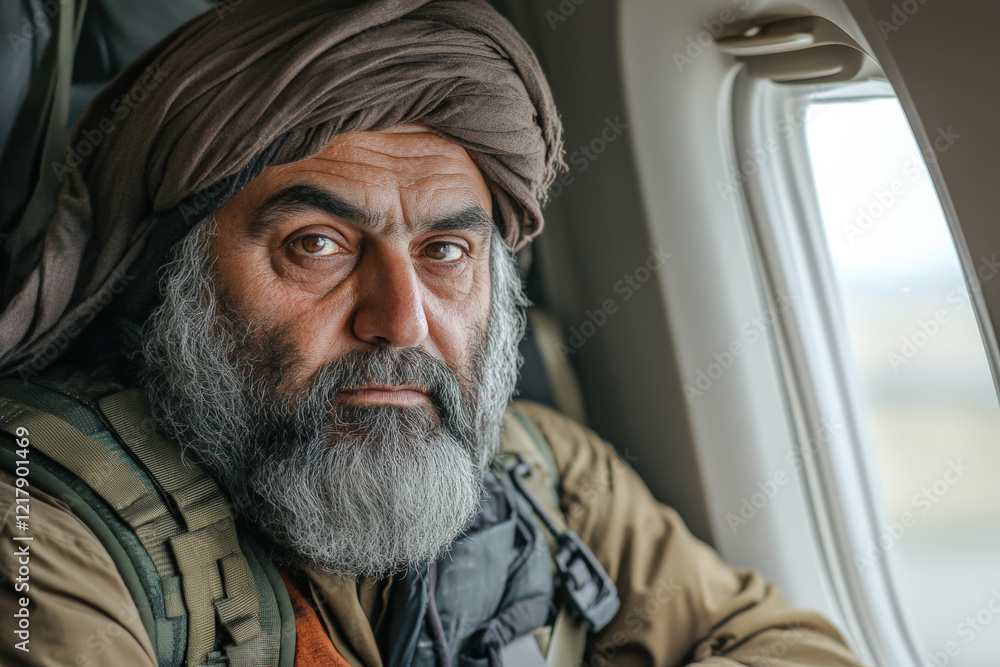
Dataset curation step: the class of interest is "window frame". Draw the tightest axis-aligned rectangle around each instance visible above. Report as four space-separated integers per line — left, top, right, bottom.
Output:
731 72 940 667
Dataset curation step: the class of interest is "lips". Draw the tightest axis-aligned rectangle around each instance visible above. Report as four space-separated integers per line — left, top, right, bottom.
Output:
339 384 430 406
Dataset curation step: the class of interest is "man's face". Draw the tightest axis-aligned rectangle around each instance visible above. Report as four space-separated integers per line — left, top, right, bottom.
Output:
210 123 495 406
140 125 527 579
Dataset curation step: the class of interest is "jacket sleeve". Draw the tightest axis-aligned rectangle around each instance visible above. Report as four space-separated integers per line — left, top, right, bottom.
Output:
0 469 157 667
512 400 867 667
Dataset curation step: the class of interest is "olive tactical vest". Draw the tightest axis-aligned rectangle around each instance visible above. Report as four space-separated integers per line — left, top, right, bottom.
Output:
0 378 618 666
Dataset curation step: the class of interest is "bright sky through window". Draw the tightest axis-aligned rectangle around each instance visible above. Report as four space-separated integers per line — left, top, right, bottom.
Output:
804 97 1000 666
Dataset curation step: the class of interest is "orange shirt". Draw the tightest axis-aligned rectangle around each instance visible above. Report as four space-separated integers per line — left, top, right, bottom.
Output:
281 570 352 667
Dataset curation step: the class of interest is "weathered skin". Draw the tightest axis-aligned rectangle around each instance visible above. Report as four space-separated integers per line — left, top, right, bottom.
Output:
209 124 494 405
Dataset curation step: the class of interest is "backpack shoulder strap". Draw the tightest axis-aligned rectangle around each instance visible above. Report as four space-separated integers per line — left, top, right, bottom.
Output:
99 388 294 667
500 401 595 667
501 401 564 534
0 384 185 665
0 381 295 667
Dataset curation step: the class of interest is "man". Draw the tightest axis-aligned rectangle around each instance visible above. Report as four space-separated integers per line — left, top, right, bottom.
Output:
0 0 867 665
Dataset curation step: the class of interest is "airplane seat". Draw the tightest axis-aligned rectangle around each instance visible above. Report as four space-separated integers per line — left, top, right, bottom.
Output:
514 247 589 425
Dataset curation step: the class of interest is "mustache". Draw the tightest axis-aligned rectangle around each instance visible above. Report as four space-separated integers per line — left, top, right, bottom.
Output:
290 344 478 438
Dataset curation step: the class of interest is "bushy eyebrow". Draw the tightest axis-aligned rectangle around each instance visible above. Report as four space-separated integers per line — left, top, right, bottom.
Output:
244 184 494 245
424 205 494 243
244 184 378 238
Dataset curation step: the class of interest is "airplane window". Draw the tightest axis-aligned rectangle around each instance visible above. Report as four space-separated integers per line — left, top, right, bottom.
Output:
798 90 1000 664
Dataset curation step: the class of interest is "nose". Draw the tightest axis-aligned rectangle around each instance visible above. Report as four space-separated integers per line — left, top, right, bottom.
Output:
351 245 429 348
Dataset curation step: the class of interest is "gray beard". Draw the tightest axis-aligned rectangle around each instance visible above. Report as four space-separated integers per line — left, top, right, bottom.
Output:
139 214 528 578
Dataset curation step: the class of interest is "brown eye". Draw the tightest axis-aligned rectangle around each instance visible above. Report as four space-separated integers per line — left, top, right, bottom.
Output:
425 242 465 262
294 235 340 257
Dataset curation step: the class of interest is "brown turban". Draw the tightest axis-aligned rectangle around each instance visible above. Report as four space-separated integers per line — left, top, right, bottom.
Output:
0 0 564 378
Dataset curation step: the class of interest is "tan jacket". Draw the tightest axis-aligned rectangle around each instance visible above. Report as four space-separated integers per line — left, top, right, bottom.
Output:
0 399 866 667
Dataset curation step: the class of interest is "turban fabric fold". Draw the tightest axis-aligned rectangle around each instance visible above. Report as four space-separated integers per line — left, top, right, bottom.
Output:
0 0 564 377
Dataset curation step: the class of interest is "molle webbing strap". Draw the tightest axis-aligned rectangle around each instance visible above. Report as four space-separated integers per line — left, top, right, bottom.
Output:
0 397 170 528
500 402 588 667
0 396 170 661
0 395 186 602
98 390 231 532
98 388 270 667
0 395 187 629
501 402 565 536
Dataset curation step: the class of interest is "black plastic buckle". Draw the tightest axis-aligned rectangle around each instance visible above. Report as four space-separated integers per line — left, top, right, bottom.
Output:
507 456 621 631
552 527 621 631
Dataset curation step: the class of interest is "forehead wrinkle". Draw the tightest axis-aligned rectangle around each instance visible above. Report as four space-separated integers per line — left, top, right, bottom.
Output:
318 142 477 174
294 158 472 196
261 141 491 240
400 178 487 209
337 132 473 160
